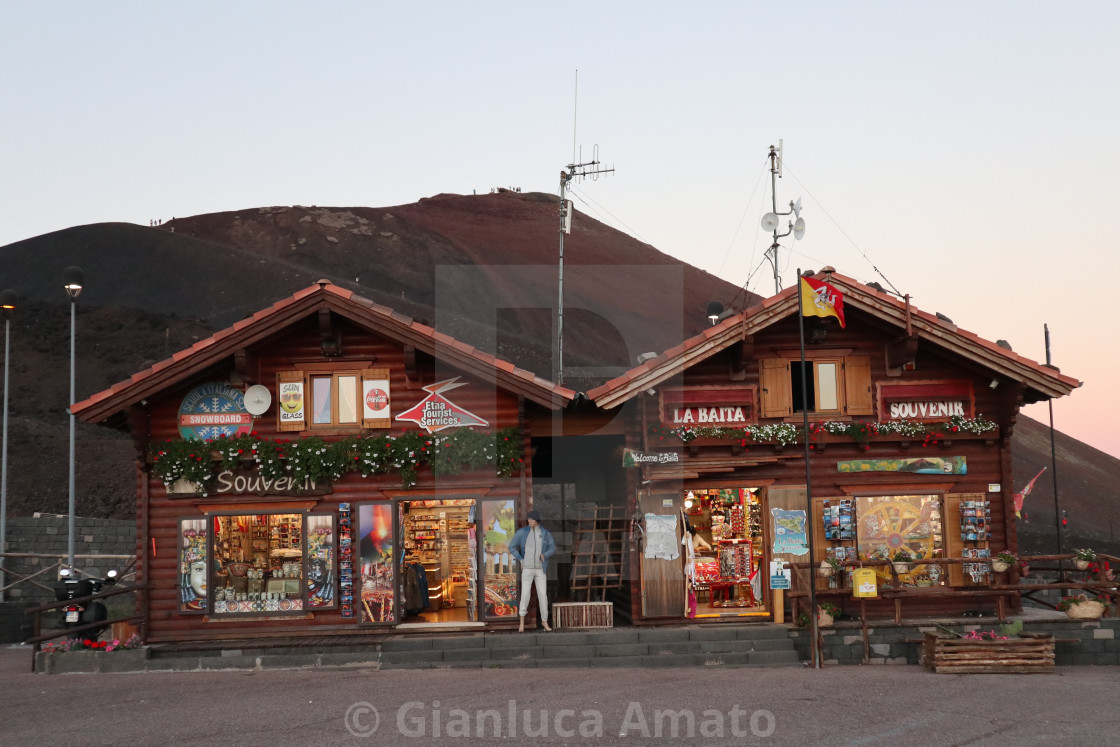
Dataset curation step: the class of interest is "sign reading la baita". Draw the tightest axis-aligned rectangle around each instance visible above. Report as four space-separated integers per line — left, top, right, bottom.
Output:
659 387 756 426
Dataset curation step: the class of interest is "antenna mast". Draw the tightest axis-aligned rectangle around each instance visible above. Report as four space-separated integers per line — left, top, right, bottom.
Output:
557 145 614 385
760 140 806 295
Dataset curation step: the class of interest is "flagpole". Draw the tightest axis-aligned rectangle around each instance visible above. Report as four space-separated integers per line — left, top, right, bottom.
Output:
1044 324 1065 583
797 268 820 669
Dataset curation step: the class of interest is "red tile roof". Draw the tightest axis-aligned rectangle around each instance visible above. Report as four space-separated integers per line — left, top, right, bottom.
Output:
74 281 576 424
588 270 1080 409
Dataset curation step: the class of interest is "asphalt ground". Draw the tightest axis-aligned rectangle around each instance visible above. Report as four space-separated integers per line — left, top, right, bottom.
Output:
2 644 1118 746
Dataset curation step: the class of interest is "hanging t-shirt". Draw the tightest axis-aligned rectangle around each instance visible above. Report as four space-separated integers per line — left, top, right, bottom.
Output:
644 514 680 560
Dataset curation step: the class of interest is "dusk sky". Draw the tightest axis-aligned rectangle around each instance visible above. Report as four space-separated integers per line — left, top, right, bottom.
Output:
2 2 1117 457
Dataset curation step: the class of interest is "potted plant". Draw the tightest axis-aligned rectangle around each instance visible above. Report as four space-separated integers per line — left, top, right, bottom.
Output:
1073 548 1096 571
991 551 1017 573
891 549 912 575
1057 593 1108 620
817 602 841 627
818 557 842 578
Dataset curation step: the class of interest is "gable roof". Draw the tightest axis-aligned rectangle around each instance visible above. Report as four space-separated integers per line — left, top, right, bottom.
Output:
74 280 576 424
587 270 1081 409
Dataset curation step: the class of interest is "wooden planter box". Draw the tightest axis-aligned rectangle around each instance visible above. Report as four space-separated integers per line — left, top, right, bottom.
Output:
553 602 613 629
922 632 1054 674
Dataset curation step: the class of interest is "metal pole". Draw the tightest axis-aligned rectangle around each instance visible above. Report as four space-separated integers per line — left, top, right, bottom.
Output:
769 146 781 295
1044 325 1063 566
558 170 569 386
0 316 9 601
797 268 820 668
67 297 76 568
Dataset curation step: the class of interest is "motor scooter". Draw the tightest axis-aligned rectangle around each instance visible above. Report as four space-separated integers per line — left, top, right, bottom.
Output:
54 567 118 628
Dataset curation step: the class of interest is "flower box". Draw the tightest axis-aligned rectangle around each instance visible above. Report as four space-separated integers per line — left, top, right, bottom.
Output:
921 632 1054 674
34 647 149 674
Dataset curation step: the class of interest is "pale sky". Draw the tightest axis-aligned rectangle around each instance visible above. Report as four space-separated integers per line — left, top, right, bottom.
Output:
3 2 1117 457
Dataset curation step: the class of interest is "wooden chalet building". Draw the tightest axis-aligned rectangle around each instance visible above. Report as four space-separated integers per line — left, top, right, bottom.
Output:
73 269 1081 641
72 281 577 642
587 269 1080 624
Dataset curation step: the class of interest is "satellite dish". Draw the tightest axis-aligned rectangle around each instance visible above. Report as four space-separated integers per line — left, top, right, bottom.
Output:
244 384 272 416
793 217 806 240
761 212 780 232
792 197 802 218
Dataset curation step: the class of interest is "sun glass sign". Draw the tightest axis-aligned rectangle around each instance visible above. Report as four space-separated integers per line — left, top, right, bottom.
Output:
178 383 254 439
278 381 305 424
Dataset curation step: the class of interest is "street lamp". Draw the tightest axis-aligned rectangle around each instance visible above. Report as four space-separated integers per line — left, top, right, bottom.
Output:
64 267 83 569
0 289 14 601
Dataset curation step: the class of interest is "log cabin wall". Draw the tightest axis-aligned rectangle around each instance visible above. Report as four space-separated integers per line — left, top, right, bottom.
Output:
137 315 534 643
625 313 1023 621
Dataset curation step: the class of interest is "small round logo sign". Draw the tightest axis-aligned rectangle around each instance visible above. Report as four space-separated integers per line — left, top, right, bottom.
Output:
178 383 253 439
365 388 389 413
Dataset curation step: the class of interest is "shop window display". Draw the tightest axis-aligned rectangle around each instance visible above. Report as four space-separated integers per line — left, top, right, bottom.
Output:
683 488 765 616
211 513 307 614
359 503 396 624
854 495 943 585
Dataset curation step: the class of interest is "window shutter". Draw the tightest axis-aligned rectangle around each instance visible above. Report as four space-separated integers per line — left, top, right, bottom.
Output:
843 355 873 415
276 370 306 432
360 368 392 429
759 359 792 418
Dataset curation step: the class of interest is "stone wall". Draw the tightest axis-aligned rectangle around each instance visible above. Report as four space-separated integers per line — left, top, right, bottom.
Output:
1 516 135 643
790 616 1120 666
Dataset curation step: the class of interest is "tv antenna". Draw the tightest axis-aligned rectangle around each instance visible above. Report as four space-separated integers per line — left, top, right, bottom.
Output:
557 146 614 385
760 140 806 295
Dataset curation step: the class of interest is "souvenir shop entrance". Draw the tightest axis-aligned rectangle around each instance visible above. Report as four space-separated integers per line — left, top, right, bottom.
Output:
682 487 769 619
358 497 523 627
398 499 476 624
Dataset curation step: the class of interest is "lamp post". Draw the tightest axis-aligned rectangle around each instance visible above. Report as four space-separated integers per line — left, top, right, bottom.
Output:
64 267 83 569
0 289 15 601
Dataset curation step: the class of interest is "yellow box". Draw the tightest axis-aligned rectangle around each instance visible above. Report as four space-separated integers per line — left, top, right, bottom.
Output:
852 568 879 598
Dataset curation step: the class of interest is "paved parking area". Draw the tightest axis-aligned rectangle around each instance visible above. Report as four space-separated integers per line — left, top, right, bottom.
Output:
3 644 1119 745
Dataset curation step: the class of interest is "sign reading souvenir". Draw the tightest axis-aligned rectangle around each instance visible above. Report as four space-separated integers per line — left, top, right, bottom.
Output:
278 380 305 424
622 448 680 467
878 381 973 421
770 508 809 555
178 383 253 439
659 387 756 426
837 456 967 475
395 377 489 433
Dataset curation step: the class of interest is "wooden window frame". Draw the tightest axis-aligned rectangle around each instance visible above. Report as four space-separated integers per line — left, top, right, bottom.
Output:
758 351 872 420
277 365 391 433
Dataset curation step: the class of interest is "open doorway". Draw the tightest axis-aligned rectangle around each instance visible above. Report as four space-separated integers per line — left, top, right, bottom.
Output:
399 499 476 624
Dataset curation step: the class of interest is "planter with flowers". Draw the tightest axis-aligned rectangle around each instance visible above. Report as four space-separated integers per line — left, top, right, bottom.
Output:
991 551 1017 573
818 557 842 578
1073 548 1096 571
891 549 913 575
797 602 841 629
1058 594 1108 620
922 627 1055 673
35 633 147 674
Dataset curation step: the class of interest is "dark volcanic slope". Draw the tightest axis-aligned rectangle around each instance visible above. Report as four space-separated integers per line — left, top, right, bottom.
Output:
0 190 1115 559
0 192 750 519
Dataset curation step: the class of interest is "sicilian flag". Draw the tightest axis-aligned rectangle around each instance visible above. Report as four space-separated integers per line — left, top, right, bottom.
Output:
800 276 846 328
1013 467 1046 518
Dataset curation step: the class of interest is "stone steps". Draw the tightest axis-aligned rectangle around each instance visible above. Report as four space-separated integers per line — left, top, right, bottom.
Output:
378 624 801 670
41 623 803 673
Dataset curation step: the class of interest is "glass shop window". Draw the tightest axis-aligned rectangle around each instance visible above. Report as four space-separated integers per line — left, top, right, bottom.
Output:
212 513 306 615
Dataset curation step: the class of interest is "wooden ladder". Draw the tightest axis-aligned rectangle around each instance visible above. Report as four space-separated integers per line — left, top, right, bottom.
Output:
569 505 626 601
